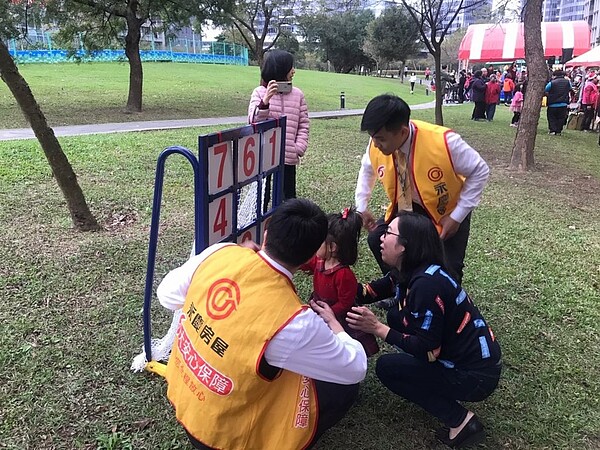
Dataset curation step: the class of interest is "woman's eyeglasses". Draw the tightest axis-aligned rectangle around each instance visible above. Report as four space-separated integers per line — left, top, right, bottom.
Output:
384 228 401 238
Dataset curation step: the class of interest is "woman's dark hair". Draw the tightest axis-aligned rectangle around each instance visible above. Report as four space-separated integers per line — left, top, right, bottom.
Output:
361 94 411 134
395 211 446 278
264 198 327 267
326 207 363 266
474 70 482 78
261 50 294 83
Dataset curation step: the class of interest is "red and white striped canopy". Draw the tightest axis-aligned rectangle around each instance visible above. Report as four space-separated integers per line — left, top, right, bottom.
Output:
458 21 591 63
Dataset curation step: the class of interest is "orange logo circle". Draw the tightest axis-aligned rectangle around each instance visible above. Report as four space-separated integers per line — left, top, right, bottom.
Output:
206 278 241 320
428 167 443 182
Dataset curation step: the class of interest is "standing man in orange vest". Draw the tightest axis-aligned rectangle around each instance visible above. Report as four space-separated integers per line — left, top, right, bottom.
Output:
355 94 489 284
158 199 367 450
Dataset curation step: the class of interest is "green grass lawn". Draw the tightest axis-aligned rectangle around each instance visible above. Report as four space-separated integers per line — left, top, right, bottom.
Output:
0 62 431 129
1 93 599 449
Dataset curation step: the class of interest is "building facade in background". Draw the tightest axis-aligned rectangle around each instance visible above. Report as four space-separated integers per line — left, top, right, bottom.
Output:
436 0 494 34
527 0 599 46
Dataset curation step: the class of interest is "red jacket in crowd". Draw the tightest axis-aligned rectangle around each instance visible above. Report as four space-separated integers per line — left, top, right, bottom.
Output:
485 80 501 104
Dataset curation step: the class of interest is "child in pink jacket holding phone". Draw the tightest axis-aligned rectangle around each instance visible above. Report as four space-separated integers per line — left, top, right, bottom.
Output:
248 50 309 201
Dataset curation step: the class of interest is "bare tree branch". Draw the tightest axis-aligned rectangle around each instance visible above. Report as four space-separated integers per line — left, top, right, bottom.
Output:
70 0 127 18
232 20 258 50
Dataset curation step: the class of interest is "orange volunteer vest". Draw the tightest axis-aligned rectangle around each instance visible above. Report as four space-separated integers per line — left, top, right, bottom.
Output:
166 245 318 450
368 119 464 227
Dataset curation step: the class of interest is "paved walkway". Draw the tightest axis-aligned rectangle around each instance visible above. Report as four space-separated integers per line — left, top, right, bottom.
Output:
0 101 436 141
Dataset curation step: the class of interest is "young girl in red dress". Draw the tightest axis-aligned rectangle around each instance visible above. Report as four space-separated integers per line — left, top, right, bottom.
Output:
302 207 379 356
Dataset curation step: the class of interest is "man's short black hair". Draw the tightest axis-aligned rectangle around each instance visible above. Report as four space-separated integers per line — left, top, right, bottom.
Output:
264 198 327 267
360 94 411 134
261 49 294 83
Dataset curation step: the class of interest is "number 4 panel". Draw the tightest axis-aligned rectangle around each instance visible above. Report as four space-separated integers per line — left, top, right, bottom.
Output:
208 193 233 245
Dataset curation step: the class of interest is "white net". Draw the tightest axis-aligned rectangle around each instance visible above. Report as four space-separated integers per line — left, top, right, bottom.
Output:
131 176 270 372
131 310 182 372
237 179 268 229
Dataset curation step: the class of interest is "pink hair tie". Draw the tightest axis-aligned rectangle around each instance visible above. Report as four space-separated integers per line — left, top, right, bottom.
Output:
341 207 349 219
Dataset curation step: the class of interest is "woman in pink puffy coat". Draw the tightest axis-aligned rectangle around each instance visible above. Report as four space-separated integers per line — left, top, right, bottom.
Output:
248 50 309 201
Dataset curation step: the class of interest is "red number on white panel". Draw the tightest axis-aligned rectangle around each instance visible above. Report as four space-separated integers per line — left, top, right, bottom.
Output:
208 194 233 245
269 129 277 166
244 137 257 177
263 128 281 171
237 227 258 246
237 135 259 183
213 197 228 237
213 143 228 189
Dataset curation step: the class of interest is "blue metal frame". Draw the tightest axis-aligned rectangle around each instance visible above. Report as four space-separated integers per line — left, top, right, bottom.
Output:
142 118 286 363
142 146 201 362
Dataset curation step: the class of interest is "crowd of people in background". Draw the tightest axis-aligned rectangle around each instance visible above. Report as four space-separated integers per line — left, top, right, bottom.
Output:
565 67 599 135
433 62 599 138
459 63 528 123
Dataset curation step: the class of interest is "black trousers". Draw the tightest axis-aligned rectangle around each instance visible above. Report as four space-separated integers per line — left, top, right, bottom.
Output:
367 204 471 284
472 101 486 120
186 380 360 449
582 105 596 131
283 164 297 201
547 106 568 133
376 351 501 428
511 112 521 124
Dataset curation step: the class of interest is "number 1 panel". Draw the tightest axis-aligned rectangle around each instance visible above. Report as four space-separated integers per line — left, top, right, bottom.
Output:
262 128 282 172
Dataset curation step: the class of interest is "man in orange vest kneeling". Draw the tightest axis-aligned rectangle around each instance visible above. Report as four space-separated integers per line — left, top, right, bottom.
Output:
157 199 368 450
355 94 490 285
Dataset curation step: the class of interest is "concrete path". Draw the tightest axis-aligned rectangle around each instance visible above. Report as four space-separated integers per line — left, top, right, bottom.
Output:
0 101 436 141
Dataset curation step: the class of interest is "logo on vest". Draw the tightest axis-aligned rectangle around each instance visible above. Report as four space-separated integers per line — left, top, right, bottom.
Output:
427 167 443 182
377 165 385 178
206 278 241 320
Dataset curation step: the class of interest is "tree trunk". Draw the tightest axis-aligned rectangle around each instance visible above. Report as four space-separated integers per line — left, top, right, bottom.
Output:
124 0 143 113
510 0 545 171
0 41 101 231
433 47 444 126
255 40 265 66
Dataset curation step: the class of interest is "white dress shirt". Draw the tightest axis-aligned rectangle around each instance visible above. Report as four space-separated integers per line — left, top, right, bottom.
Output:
157 243 368 385
355 122 490 223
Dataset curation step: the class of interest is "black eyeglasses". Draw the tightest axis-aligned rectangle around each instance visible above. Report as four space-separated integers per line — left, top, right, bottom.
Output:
384 228 401 238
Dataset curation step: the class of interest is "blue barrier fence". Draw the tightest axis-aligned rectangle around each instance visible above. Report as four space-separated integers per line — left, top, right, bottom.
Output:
7 46 249 66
